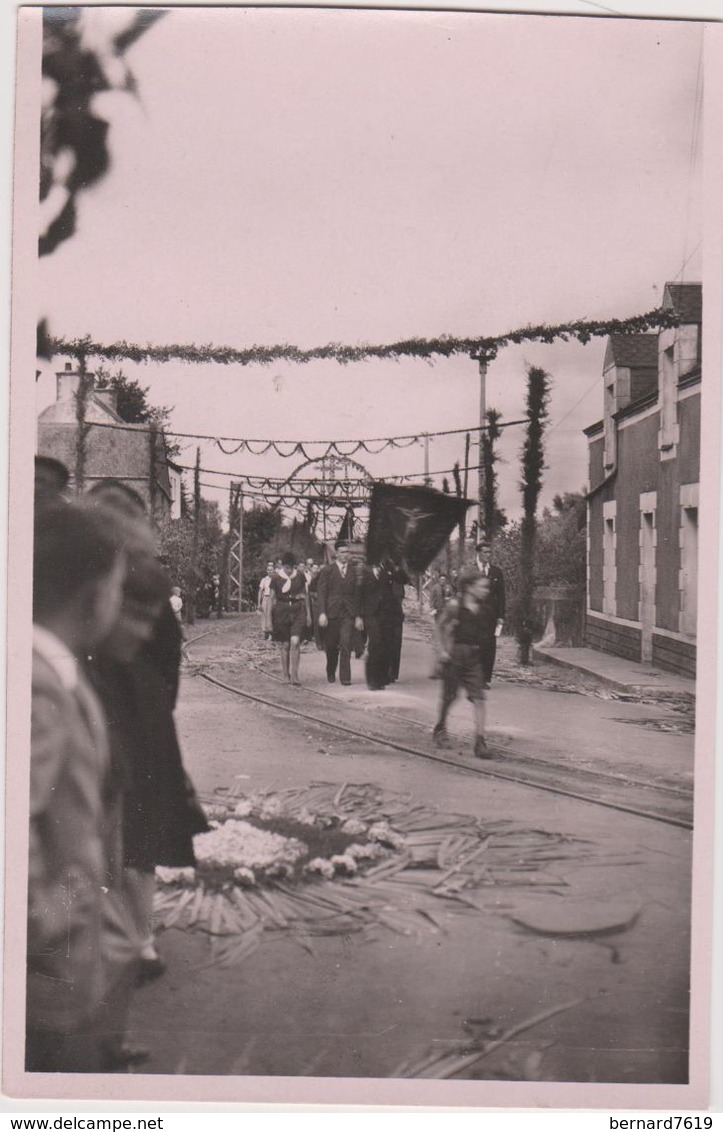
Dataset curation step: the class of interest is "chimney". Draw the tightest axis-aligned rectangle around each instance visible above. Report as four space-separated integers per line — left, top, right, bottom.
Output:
95 388 118 414
56 362 79 403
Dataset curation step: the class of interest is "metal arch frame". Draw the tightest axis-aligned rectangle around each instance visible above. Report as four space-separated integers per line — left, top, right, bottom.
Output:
227 457 374 604
281 453 375 487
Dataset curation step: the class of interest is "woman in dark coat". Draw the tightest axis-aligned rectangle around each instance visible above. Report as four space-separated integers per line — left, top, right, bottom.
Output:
270 552 310 685
87 547 208 1066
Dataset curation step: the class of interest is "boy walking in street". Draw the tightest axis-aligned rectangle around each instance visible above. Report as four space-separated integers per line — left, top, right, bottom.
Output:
433 568 494 759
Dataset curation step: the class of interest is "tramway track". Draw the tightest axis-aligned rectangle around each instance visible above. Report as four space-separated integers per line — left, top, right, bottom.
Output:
252 661 692 801
196 669 694 832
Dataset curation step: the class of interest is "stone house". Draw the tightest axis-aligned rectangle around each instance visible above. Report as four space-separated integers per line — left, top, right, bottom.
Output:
584 281 701 677
37 362 182 521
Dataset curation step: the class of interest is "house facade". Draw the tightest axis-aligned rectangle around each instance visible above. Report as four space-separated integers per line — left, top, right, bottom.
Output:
584 282 701 678
37 362 182 521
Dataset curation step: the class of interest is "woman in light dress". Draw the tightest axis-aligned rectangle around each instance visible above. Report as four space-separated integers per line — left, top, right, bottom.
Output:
257 561 275 639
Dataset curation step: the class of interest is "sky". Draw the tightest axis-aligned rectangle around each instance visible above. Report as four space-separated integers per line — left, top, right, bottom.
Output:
33 5 704 529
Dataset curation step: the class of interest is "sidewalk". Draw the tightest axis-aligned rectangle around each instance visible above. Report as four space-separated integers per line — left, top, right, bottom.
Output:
531 643 695 697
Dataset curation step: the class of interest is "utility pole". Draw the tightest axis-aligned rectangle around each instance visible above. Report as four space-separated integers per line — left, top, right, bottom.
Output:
237 490 244 612
188 446 201 625
462 431 471 562
462 430 471 502
474 354 488 534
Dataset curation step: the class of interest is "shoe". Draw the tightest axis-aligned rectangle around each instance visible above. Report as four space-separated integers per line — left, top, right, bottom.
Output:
327 674 336 684
340 680 351 686
474 736 492 759
433 726 451 749
367 685 386 691
105 1044 151 1069
136 956 167 986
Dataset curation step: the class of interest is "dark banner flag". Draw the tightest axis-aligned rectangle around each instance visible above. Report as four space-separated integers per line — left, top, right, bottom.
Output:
366 482 474 574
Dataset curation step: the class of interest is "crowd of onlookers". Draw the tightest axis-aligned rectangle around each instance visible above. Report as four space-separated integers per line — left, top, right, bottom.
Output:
28 457 206 1073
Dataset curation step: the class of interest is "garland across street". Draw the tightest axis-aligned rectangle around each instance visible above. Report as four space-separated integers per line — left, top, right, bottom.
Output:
45 306 678 370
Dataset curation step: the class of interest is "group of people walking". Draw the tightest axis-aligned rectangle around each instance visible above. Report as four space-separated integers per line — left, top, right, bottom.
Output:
256 533 506 763
257 543 406 692
28 457 206 1073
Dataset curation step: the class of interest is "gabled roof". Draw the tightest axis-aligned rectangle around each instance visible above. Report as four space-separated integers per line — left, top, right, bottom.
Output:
663 282 702 325
604 333 658 371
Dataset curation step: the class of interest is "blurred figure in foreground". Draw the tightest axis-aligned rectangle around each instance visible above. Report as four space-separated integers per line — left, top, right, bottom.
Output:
34 455 69 510
28 502 135 1073
433 568 494 760
85 481 208 1065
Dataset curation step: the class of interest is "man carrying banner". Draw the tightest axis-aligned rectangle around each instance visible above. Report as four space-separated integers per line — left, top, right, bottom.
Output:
366 482 472 579
365 480 474 694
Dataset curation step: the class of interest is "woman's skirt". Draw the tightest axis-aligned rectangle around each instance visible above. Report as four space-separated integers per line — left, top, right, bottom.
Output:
271 599 307 643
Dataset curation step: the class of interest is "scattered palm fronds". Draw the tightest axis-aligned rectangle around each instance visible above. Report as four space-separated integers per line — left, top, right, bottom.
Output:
154 781 636 970
393 997 587 1080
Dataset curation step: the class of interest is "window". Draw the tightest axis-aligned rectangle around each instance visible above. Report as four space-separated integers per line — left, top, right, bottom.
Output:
680 505 699 637
602 503 616 616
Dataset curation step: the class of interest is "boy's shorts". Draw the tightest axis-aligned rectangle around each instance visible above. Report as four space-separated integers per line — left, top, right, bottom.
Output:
442 643 486 702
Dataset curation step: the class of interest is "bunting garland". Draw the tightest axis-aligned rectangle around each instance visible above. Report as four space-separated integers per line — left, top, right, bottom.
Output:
174 458 509 491
44 414 527 456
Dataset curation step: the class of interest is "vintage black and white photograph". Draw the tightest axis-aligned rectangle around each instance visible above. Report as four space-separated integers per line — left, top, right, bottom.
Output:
4 1 721 1108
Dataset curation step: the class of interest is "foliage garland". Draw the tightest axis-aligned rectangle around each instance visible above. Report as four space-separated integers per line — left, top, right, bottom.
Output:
518 366 552 665
46 306 677 370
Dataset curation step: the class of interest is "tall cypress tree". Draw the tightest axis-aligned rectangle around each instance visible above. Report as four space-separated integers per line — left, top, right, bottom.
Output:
481 408 503 537
518 366 551 664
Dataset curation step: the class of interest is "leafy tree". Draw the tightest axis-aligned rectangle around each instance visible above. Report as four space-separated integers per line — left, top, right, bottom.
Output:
157 498 223 621
536 492 587 592
94 366 172 425
94 365 180 459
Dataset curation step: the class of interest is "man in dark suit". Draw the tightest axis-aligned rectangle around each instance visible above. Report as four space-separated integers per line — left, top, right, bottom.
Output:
385 573 406 684
316 542 363 685
360 562 393 690
475 536 505 687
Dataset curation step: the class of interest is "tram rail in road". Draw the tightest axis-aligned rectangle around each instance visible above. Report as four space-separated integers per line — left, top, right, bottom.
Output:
195 668 694 832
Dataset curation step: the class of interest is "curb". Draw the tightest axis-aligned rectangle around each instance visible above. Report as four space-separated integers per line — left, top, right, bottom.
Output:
531 645 692 696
